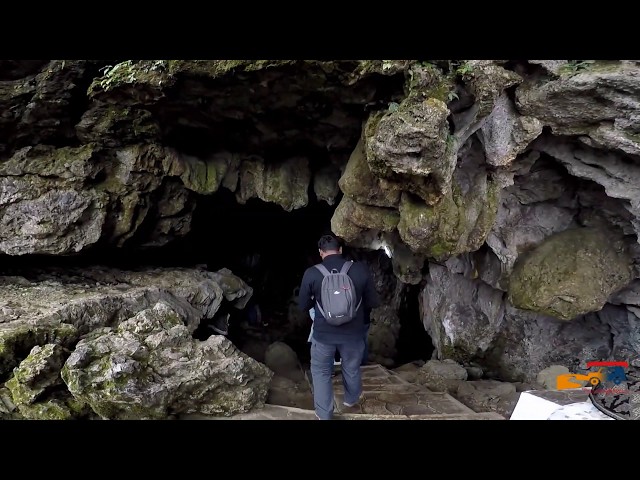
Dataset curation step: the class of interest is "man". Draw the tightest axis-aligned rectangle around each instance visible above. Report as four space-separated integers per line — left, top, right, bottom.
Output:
298 234 380 420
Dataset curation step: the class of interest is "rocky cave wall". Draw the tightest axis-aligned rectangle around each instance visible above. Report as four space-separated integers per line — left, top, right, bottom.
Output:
1 59 640 414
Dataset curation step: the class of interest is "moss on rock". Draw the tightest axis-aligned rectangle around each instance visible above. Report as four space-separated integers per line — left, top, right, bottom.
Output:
16 399 73 420
339 134 402 208
508 227 634 320
331 196 400 243
397 175 500 261
0 322 77 376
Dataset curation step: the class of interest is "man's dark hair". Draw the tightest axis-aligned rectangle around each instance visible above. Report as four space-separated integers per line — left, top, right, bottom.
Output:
318 234 341 252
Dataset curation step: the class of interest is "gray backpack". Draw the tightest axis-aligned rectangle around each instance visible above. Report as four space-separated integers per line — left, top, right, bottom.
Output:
314 261 362 326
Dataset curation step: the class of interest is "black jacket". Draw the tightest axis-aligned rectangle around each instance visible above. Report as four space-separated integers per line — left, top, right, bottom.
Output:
297 254 380 343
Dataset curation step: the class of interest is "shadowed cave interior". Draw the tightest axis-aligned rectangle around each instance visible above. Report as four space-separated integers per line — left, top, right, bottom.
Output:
184 187 434 367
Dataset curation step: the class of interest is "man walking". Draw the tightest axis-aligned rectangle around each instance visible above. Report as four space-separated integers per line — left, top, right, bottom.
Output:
298 234 380 420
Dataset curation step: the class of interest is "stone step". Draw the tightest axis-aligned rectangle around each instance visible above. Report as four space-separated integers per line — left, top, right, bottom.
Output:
180 404 505 421
334 390 476 416
304 362 477 417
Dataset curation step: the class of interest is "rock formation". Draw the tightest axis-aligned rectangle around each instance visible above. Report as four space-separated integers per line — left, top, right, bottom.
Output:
2 59 640 419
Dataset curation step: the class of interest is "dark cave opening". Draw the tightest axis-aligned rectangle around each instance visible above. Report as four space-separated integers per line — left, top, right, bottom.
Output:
192 188 337 316
395 282 434 365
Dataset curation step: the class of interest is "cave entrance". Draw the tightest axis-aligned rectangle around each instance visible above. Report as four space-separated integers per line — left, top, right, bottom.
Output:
170 186 437 370
395 282 434 365
184 187 338 362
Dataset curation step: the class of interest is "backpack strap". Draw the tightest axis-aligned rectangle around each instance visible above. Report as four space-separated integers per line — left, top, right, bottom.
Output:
314 264 329 319
340 261 354 274
314 264 331 277
341 262 363 312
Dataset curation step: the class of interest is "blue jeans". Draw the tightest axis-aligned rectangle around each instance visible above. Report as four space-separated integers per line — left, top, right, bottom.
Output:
310 338 365 420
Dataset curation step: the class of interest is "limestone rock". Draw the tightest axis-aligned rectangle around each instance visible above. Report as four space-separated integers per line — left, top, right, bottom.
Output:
0 266 250 375
0 145 108 255
236 157 310 211
397 140 500 261
330 195 399 243
338 134 402 208
364 95 451 204
508 227 633 320
484 152 579 284
177 151 241 195
517 60 640 156
478 92 543 167
528 60 569 76
455 379 518 418
61 302 273 419
413 359 468 394
5 343 92 419
313 165 342 206
533 134 640 243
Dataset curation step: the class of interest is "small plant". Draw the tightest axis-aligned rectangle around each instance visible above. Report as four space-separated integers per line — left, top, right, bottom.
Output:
564 60 595 76
388 102 400 112
382 60 396 71
455 61 474 80
447 90 459 102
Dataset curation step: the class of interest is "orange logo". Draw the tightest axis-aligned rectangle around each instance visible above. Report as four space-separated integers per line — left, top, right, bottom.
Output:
556 361 628 390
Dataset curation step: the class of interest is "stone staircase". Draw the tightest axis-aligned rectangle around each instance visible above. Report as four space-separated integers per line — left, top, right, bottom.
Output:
185 363 505 420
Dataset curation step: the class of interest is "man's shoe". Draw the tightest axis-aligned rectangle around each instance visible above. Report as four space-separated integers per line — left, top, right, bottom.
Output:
343 395 363 408
208 313 230 336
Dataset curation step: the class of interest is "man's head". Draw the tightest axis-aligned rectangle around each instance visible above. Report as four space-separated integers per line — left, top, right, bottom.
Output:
318 234 342 259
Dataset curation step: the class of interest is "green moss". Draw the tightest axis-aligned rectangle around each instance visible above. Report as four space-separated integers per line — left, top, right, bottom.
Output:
622 130 640 144
508 227 633 320
0 323 77 376
166 60 296 78
180 156 226 194
66 396 89 415
5 376 25 404
440 343 472 365
351 60 413 78
18 400 73 420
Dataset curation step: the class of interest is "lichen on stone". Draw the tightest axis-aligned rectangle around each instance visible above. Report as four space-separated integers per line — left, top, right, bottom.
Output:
331 196 400 243
397 171 500 261
508 227 634 320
